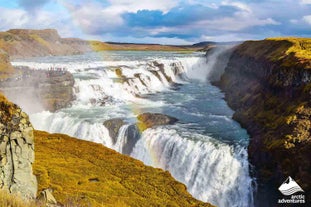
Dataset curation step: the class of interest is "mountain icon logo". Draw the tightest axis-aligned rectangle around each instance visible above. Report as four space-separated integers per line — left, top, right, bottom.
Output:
278 176 304 196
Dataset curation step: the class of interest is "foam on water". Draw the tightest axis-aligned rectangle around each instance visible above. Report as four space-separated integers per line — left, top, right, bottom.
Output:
131 126 253 207
13 50 254 207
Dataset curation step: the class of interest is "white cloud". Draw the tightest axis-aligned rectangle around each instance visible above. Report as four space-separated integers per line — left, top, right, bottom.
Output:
221 1 251 13
290 19 299 24
300 0 311 4
303 15 311 24
0 6 79 38
99 33 193 45
106 0 179 13
0 8 29 30
65 2 124 34
61 0 180 35
192 14 279 32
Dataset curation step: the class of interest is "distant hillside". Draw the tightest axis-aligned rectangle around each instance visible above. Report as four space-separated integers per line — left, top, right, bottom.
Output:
0 29 92 59
0 29 207 61
90 40 203 51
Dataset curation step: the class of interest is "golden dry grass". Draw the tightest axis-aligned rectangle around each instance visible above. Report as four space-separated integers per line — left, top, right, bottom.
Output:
0 189 41 207
267 37 311 60
237 37 311 68
33 130 214 207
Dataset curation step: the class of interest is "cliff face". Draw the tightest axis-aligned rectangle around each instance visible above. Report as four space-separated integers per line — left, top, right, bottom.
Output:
0 50 15 80
217 38 311 196
0 93 37 198
0 68 75 113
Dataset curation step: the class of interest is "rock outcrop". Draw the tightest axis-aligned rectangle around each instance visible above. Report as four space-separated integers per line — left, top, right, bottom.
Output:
0 50 15 80
103 118 126 144
0 67 75 113
216 38 311 202
137 112 178 131
0 93 37 198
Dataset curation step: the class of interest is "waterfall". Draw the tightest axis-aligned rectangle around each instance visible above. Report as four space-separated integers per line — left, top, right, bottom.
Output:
131 126 253 207
111 124 141 155
13 51 254 207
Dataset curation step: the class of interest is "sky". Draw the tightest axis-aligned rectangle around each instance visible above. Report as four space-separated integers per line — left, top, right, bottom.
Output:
0 0 310 44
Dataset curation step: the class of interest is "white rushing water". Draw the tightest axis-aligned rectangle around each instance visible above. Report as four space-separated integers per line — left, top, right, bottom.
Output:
131 127 252 207
12 50 254 207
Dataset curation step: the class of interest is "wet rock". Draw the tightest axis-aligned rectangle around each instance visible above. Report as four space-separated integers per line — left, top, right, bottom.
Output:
103 118 126 144
137 112 178 131
120 124 141 155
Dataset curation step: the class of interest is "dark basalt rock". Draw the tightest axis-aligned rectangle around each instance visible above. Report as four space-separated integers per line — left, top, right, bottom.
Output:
216 40 311 205
103 118 126 144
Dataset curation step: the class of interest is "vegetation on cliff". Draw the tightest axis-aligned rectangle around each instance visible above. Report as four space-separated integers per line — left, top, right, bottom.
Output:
218 37 311 200
236 37 311 68
33 130 213 207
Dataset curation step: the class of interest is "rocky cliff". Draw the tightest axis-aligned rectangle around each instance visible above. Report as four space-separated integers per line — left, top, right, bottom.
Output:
0 67 75 113
0 93 37 198
0 50 15 80
217 38 311 201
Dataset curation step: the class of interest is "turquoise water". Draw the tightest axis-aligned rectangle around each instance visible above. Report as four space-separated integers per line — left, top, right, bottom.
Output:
12 51 254 207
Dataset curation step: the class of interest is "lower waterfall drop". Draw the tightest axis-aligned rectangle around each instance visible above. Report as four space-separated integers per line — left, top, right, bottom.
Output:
131 127 253 207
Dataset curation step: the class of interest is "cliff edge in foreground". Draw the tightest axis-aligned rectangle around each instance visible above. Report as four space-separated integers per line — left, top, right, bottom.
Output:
217 38 310 199
0 93 37 198
33 130 214 207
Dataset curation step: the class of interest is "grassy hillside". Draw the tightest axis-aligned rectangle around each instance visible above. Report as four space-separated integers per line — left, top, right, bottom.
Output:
0 29 203 62
90 41 199 51
236 37 311 68
267 37 311 60
33 130 213 207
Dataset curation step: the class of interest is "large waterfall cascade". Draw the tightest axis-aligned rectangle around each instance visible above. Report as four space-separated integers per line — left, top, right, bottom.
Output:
12 49 254 207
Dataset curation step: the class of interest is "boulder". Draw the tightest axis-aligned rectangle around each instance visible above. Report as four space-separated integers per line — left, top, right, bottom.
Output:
38 188 58 207
137 113 178 131
103 118 126 144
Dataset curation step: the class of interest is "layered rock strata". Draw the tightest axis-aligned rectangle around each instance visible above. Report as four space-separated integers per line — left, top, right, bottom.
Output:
0 93 37 198
217 39 311 199
0 67 75 112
